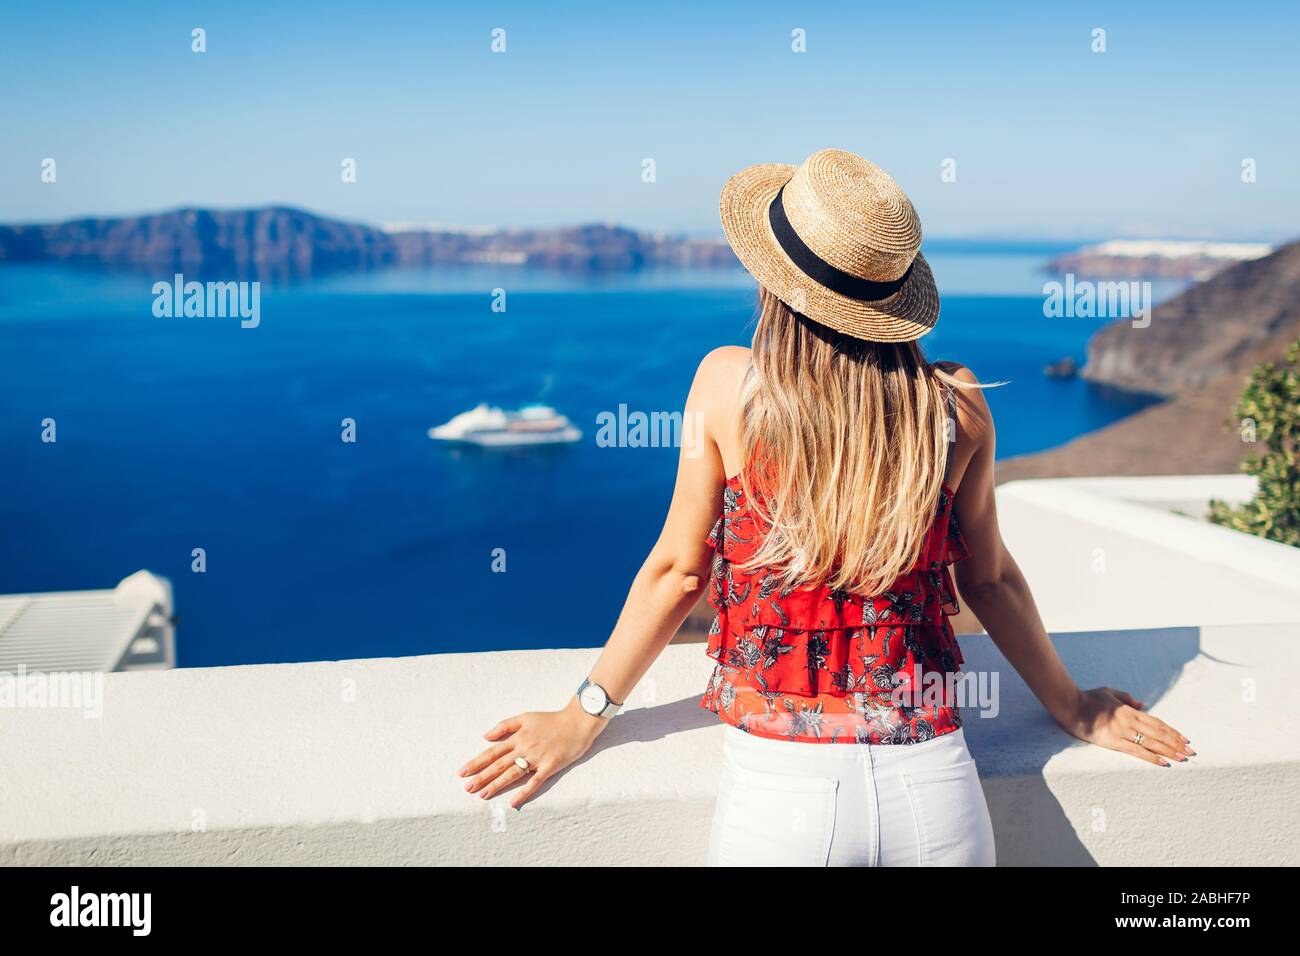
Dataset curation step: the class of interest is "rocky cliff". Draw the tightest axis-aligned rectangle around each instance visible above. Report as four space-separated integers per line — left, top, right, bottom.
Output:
1000 240 1300 481
0 207 738 278
1081 241 1300 395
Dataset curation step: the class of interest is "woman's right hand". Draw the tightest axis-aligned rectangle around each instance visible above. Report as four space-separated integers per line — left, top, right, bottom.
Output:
1062 687 1194 766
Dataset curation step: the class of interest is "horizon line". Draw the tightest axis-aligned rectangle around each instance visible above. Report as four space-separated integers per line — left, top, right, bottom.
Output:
0 203 1287 247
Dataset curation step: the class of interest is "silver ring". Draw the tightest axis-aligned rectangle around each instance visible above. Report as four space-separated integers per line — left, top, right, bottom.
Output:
514 756 532 772
1133 732 1145 746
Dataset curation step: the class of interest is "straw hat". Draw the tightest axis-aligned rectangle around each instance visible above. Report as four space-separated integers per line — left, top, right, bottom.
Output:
719 148 938 342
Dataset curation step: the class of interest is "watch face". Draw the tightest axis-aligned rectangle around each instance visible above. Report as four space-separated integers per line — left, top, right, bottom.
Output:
579 684 608 715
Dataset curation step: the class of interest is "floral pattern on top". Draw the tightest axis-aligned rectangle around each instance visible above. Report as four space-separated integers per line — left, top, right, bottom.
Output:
699 473 971 745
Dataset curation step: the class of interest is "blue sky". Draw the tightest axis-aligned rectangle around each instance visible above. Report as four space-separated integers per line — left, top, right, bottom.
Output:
1 0 1296 239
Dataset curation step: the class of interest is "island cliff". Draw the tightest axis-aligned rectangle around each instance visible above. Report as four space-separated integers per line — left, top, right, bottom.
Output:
999 241 1300 481
0 207 738 277
1082 241 1300 394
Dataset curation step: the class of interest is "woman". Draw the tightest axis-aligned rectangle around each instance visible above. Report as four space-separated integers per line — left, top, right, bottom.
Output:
458 148 1192 866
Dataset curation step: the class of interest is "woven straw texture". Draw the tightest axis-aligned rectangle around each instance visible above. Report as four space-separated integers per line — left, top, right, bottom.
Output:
719 149 939 342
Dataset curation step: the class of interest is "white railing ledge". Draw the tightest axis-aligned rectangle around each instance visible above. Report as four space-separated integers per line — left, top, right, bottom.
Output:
2 621 1298 866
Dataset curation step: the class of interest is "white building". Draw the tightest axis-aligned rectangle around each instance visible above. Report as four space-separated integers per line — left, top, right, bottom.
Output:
0 570 175 674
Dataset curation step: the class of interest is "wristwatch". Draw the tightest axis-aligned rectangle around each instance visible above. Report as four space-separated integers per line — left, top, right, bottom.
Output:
576 677 623 719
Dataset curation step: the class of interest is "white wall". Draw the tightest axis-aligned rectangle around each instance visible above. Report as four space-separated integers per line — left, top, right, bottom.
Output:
996 476 1300 633
2 476 1298 866
2 623 1297 866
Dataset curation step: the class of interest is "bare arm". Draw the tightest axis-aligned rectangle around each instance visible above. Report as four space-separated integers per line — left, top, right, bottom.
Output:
563 353 731 710
458 348 738 807
949 366 1192 766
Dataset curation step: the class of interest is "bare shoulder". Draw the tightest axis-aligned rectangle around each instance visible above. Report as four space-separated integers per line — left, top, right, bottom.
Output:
933 360 996 453
690 347 749 468
933 359 981 388
698 345 751 379
692 345 750 406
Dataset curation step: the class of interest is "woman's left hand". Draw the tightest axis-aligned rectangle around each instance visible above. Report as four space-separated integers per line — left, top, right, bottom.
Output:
457 704 604 810
1062 686 1194 767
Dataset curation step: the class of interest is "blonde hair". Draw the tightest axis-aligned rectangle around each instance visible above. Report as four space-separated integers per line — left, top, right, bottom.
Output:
737 286 965 595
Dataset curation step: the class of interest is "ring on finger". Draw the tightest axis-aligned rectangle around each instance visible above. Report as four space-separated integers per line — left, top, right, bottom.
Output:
1133 732 1145 746
514 756 533 773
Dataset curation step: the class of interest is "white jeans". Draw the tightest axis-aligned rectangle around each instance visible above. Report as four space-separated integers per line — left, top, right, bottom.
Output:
707 724 996 866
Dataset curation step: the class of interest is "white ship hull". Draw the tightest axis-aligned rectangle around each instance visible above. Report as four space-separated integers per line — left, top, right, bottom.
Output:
433 426 582 447
428 403 582 448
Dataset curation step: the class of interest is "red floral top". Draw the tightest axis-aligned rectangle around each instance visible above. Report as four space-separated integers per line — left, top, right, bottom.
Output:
699 472 970 745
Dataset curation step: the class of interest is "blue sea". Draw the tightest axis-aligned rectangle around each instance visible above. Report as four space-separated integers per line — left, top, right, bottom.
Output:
0 245 1169 667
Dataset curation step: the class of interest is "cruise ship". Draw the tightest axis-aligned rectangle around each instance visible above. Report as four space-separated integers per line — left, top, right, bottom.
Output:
428 404 582 447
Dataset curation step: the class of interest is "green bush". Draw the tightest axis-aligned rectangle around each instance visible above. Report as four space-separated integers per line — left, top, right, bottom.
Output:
1208 338 1300 546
